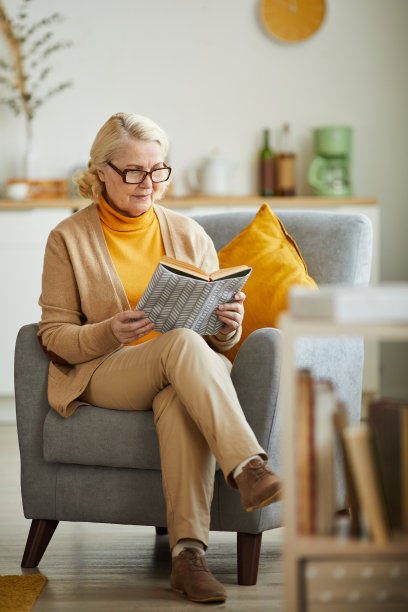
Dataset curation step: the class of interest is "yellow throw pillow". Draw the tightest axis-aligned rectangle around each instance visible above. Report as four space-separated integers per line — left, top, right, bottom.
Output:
217 203 317 362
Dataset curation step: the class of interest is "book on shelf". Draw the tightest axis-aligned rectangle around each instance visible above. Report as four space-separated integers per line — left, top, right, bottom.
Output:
343 423 391 543
313 379 336 535
295 369 315 534
367 398 408 532
136 256 252 335
332 402 361 537
289 283 408 324
295 371 336 535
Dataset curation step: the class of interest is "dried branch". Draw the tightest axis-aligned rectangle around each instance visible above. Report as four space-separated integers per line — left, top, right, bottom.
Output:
0 0 29 117
0 95 20 115
32 80 71 111
25 13 62 39
0 74 15 90
40 41 73 61
24 29 53 58
28 65 52 88
0 0 73 124
0 58 13 71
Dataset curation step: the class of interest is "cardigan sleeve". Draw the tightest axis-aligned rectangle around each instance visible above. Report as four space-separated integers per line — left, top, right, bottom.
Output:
38 230 121 364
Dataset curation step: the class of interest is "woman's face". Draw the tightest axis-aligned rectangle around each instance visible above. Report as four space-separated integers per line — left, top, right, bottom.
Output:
98 138 166 217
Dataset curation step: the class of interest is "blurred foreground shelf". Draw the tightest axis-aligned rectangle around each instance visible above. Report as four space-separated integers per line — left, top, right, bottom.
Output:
279 312 408 611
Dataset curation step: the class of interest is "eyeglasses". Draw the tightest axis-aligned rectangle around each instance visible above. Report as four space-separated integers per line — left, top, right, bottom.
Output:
107 161 172 184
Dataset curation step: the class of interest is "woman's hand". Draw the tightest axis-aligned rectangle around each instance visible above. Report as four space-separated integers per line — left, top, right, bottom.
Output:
216 291 245 336
111 310 155 344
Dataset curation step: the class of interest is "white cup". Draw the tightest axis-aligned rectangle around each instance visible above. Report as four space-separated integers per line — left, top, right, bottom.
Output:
6 182 29 200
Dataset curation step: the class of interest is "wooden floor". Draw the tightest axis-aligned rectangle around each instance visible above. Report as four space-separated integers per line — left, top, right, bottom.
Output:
0 425 284 611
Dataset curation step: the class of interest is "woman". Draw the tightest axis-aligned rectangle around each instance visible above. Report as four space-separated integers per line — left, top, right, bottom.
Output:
38 112 282 603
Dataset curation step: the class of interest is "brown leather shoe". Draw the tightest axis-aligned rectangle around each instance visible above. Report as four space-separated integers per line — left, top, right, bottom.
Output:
170 548 227 603
235 458 283 512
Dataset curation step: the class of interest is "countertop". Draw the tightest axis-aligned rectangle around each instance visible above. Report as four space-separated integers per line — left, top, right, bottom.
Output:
0 194 378 211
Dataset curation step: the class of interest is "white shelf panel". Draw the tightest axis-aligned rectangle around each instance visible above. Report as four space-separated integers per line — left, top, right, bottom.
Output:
279 313 408 341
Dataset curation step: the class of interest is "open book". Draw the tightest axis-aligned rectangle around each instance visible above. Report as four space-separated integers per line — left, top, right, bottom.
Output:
136 256 252 335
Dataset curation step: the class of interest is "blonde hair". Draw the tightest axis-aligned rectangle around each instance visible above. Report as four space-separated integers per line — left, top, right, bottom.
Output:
74 112 170 201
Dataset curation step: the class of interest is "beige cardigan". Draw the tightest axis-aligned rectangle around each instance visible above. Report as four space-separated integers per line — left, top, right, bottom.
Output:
38 202 241 418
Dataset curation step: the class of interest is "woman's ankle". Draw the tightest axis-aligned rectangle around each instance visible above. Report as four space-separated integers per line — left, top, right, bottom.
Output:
172 538 205 558
232 454 262 480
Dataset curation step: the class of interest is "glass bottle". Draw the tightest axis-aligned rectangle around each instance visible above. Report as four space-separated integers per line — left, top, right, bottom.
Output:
259 129 275 197
276 123 296 196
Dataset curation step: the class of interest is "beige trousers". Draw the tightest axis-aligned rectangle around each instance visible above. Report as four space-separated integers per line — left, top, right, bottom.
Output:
80 328 266 549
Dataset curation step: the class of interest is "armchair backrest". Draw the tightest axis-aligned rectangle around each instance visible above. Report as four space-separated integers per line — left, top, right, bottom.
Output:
193 210 373 287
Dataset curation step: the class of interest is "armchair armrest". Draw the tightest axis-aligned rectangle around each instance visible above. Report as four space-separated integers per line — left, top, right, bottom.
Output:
212 328 283 533
14 323 58 519
231 328 282 470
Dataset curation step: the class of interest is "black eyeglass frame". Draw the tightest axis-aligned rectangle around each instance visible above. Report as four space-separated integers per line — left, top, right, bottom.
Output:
107 161 172 184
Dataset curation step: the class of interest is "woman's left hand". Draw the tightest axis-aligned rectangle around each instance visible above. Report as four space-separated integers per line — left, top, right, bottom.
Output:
216 291 245 335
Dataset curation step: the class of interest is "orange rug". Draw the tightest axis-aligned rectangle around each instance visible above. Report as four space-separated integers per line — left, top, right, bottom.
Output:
0 574 47 612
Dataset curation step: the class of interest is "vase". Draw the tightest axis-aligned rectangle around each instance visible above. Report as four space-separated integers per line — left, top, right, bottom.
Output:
22 119 39 180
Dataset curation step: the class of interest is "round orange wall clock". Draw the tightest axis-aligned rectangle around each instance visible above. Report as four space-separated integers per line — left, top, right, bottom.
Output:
259 0 326 43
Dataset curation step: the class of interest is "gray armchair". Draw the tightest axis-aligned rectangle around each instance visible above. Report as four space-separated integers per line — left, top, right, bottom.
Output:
14 209 372 585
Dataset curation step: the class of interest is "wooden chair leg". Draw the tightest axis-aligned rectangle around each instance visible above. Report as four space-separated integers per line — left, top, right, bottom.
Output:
155 526 168 535
237 532 262 585
21 519 59 568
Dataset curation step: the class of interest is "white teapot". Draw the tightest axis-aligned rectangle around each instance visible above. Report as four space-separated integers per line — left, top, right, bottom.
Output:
188 150 235 195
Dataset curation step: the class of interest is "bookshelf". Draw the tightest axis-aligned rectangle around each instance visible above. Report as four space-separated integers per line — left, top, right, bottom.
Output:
279 313 408 611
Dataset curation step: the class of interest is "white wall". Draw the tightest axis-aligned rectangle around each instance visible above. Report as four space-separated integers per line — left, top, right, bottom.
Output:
1 0 408 394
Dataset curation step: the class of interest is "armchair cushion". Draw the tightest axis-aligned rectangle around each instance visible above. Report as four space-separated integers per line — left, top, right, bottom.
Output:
43 406 162 470
43 402 223 471
217 204 317 361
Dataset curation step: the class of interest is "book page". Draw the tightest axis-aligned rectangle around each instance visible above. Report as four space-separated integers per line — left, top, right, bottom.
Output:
160 256 250 282
160 256 210 281
209 265 251 281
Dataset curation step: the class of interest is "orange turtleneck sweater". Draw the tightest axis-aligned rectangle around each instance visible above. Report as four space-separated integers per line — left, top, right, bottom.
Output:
97 196 165 344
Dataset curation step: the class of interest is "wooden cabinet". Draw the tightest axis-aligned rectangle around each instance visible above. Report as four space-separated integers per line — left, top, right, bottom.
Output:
279 313 408 611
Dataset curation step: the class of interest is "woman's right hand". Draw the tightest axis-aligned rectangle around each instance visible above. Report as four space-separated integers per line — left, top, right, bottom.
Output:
111 310 155 344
